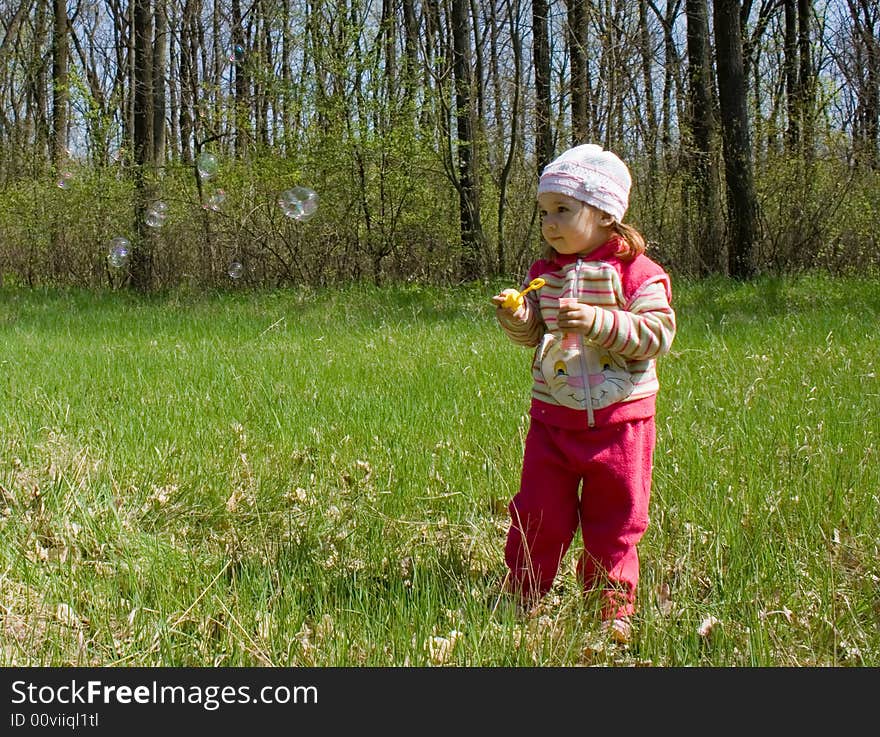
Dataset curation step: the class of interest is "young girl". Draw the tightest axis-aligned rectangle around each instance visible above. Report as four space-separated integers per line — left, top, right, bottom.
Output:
492 144 676 642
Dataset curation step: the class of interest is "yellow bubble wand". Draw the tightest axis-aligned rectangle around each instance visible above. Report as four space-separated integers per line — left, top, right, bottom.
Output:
501 277 545 310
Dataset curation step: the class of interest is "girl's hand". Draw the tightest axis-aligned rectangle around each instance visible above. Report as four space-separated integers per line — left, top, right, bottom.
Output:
492 289 526 319
557 301 596 334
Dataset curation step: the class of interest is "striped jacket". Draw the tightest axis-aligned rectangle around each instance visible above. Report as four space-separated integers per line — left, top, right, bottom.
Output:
497 236 676 428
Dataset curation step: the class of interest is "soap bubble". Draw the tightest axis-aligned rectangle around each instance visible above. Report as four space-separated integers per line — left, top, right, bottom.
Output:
56 171 73 189
107 237 130 269
196 152 218 179
229 43 246 63
145 201 168 228
227 260 244 279
203 189 226 212
278 186 319 222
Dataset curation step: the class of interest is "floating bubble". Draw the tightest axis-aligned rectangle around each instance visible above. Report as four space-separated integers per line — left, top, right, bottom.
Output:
227 260 244 279
107 237 130 269
56 171 73 189
145 201 168 228
229 44 246 63
196 152 219 179
278 186 319 222
203 189 226 212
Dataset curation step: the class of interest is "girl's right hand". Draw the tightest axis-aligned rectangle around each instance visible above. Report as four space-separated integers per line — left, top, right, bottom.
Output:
492 289 526 319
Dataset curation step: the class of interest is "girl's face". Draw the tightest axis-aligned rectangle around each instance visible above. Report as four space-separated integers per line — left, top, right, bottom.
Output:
538 192 613 256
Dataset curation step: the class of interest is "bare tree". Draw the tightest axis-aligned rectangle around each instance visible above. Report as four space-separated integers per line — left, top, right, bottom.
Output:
847 0 880 168
533 0 553 171
496 0 524 273
648 0 685 165
231 0 249 156
178 0 198 163
152 0 167 165
714 0 759 278
797 0 814 159
567 0 590 144
30 0 51 172
784 0 800 149
638 0 659 180
131 0 156 291
51 0 69 169
452 0 484 279
685 0 723 274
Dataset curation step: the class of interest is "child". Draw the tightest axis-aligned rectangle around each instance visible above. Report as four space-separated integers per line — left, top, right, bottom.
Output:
492 144 676 642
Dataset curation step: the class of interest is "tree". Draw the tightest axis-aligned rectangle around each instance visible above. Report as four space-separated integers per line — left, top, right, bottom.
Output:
231 0 249 156
638 0 659 184
648 0 685 165
131 0 156 291
152 0 168 165
567 0 590 145
784 0 800 149
533 0 553 171
797 0 814 159
847 0 880 168
51 0 69 170
713 0 759 278
685 0 723 274
452 0 484 279
495 0 524 273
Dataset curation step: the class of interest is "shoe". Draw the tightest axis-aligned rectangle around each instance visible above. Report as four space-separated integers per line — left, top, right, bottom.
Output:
601 617 632 644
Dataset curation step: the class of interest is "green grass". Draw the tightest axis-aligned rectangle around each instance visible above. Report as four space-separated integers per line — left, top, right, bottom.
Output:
1 275 878 666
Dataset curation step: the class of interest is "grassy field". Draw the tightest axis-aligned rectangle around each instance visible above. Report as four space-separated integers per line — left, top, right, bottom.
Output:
0 274 878 666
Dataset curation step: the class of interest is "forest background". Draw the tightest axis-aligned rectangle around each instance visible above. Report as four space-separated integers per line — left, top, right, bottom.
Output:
0 0 878 290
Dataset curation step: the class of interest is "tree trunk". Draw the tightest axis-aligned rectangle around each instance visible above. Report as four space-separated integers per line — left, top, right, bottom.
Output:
497 0 523 273
231 0 249 156
178 0 192 163
638 0 658 207
533 0 553 171
402 0 419 108
51 0 69 169
153 0 168 166
258 0 271 148
469 0 485 123
784 0 799 149
685 0 723 274
862 1 880 168
567 0 589 145
452 0 484 280
797 0 814 161
849 0 880 168
713 0 759 279
32 0 50 169
131 0 156 291
168 23 180 160
651 0 683 166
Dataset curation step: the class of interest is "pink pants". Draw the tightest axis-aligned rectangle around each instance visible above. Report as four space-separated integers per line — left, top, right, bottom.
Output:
505 416 655 619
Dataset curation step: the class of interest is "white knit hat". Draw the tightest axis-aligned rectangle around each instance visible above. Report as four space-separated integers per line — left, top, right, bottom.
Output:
537 144 631 222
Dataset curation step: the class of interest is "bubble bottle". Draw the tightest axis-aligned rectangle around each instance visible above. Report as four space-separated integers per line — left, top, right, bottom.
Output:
558 296 580 350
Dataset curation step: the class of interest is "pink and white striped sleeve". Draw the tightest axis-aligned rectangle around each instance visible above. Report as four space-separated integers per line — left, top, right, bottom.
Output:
495 290 544 347
583 279 676 360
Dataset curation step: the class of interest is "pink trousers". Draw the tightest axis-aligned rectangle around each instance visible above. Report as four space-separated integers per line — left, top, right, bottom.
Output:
505 416 655 619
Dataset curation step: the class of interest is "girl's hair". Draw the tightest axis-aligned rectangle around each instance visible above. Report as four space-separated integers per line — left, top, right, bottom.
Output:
541 212 647 262
610 221 646 261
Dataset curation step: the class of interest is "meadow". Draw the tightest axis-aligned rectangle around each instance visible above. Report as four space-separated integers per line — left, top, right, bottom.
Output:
0 274 878 666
